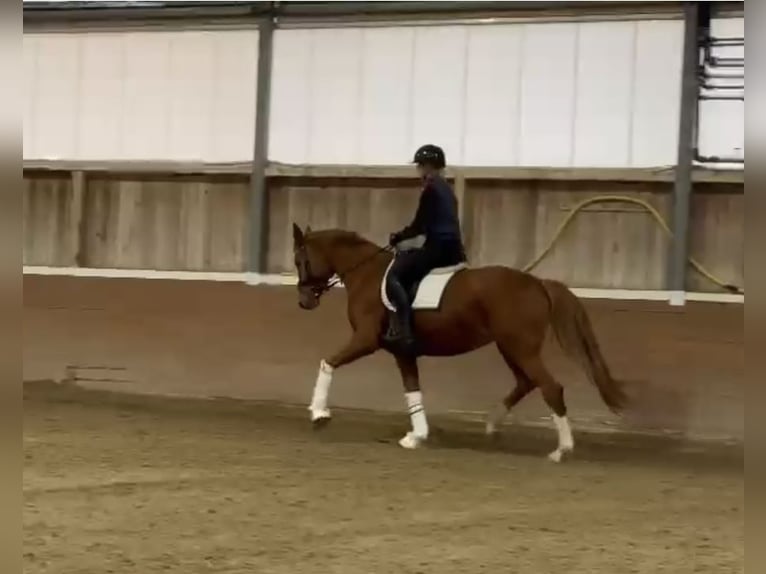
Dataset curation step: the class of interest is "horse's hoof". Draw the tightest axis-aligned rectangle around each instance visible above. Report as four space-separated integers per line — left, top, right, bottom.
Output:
547 447 573 463
309 407 332 430
398 431 425 449
312 416 332 430
486 430 502 445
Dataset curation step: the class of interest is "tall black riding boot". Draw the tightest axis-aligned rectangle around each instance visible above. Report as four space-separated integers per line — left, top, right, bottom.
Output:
384 278 416 355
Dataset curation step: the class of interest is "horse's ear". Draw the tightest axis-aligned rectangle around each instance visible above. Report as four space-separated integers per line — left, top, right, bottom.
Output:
292 222 304 245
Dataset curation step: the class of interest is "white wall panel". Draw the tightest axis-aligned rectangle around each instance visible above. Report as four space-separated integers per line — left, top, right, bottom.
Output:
410 26 468 164
631 19 683 167
268 20 714 168
26 18 741 168
78 34 126 160
121 33 172 159
307 29 363 164
573 22 636 167
23 35 38 159
269 30 311 163
463 25 523 166
518 23 578 166
358 28 414 164
698 100 744 161
167 32 217 161
32 34 80 160
209 31 260 162
24 29 258 161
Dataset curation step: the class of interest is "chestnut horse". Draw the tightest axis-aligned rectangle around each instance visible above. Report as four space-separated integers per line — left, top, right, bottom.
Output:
292 224 626 461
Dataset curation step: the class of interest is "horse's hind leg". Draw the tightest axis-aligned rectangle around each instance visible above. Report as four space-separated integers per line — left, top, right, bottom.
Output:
518 354 574 462
486 353 535 435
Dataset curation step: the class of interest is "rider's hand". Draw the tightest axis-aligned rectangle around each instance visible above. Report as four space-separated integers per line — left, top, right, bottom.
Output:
388 232 402 247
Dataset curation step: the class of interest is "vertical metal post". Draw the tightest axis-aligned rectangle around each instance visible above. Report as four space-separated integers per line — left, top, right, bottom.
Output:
668 1 700 306
248 13 275 277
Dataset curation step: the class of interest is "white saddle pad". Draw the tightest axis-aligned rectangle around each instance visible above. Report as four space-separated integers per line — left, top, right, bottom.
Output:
381 258 467 312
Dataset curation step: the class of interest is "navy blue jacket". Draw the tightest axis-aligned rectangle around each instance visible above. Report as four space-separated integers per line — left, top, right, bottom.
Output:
397 175 463 244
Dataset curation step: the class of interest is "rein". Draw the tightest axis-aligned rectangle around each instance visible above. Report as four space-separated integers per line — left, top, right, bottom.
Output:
300 244 394 300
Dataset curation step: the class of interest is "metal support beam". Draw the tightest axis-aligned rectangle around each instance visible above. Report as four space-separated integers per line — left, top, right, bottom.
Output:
668 1 700 306
248 13 274 274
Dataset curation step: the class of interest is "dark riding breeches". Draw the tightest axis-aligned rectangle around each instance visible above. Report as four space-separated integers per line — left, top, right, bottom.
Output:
386 239 465 317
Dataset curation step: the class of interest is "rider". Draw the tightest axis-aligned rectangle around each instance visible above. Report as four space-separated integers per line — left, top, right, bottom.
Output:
383 144 467 354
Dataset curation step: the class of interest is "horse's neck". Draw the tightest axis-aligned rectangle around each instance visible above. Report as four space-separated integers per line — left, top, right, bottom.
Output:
326 240 388 290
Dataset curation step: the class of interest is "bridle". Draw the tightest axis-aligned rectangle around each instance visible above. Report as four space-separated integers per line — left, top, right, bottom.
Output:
296 243 394 301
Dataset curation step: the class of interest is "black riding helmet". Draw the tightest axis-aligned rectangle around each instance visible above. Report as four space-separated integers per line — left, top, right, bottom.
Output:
412 144 446 169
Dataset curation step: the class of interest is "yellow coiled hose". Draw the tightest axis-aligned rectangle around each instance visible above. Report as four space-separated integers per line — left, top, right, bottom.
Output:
520 195 743 295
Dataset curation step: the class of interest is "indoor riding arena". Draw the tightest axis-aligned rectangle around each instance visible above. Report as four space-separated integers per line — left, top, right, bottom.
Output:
23 2 743 573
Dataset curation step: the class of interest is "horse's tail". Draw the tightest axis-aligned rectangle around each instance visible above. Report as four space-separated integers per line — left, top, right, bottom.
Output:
542 279 627 413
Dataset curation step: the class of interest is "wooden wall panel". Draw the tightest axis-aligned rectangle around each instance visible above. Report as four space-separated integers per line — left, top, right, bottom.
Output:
465 180 673 289
263 177 744 291
266 178 420 273
23 170 743 293
80 176 249 271
23 173 76 266
687 185 744 292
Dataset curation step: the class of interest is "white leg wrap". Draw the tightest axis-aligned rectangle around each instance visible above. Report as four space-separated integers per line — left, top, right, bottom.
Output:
548 414 574 462
309 360 334 421
485 403 509 435
399 391 428 449
405 391 429 438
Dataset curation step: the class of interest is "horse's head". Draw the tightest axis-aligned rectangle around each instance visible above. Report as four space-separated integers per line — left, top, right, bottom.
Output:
292 223 335 310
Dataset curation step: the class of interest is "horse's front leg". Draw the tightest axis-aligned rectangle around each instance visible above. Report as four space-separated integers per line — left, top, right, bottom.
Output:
394 354 428 449
308 329 379 427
